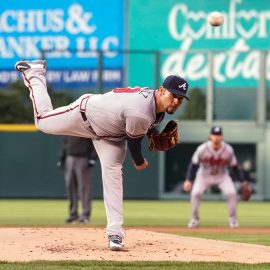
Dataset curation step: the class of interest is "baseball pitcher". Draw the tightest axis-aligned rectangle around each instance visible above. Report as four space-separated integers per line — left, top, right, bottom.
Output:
15 59 189 251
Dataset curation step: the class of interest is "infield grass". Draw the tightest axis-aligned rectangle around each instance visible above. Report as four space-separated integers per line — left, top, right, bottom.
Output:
0 199 269 227
0 261 270 270
179 232 270 246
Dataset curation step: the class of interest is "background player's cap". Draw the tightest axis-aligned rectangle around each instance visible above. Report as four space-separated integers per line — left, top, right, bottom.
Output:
162 75 189 100
210 126 223 135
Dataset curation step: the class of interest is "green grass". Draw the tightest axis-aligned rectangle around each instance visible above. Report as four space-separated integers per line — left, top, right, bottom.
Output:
124 200 270 227
0 200 270 269
179 232 270 246
0 199 269 227
0 261 270 270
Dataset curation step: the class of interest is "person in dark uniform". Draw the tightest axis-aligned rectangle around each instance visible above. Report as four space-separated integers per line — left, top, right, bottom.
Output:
57 136 97 224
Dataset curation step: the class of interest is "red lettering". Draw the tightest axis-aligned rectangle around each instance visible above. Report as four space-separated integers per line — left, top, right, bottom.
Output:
203 157 228 166
113 87 141 93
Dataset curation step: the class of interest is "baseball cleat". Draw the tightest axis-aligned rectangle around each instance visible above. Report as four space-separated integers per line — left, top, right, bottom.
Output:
108 235 124 251
229 219 239 228
15 60 46 72
187 218 199 228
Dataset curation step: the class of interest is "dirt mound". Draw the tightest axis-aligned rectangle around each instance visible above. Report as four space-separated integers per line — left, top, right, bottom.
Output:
0 227 270 263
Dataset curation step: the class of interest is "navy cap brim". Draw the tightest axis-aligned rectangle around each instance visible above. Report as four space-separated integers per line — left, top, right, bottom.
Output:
166 88 189 100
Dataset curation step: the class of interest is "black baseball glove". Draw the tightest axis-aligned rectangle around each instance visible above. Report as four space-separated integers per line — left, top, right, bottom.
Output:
147 120 179 152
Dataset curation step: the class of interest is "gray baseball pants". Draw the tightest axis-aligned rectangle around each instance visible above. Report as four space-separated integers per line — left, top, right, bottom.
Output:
191 173 238 223
22 67 126 238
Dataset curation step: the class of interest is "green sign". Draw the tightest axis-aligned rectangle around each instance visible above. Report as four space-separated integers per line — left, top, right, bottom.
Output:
129 0 270 87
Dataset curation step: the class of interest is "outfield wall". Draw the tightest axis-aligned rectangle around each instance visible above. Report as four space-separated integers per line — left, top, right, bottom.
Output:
1 0 270 199
0 132 159 199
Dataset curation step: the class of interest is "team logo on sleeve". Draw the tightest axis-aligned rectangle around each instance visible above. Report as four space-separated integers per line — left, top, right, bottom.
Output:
139 88 151 98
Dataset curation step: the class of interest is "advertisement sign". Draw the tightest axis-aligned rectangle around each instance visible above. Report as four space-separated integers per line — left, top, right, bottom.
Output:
129 0 270 87
0 0 124 88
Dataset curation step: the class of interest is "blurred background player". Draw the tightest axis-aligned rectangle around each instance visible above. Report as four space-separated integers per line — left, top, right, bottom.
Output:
182 126 247 228
57 136 97 224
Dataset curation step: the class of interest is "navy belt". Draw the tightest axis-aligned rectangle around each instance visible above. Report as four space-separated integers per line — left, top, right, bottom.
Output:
80 111 88 122
80 111 97 137
80 111 93 132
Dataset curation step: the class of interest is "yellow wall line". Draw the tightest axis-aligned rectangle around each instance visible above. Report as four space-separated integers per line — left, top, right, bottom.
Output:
0 124 37 132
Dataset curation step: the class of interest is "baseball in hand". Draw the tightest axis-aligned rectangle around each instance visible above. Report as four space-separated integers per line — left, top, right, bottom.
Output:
208 11 224 27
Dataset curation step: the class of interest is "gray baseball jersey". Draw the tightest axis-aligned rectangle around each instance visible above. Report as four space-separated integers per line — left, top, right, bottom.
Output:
85 87 156 140
192 141 237 176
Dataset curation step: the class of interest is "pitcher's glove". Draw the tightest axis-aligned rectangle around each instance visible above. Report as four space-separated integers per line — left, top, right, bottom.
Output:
148 120 179 152
239 181 252 201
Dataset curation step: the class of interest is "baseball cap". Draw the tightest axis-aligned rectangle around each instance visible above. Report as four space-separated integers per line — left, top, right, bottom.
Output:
210 126 223 135
162 75 189 100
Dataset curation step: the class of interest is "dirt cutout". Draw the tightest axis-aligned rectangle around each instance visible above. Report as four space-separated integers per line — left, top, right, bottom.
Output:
0 227 270 263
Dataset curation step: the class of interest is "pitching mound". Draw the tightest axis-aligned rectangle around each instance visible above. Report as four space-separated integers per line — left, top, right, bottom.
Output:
0 227 270 263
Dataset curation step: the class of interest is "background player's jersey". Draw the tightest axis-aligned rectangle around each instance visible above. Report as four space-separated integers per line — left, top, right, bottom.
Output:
85 87 158 140
192 141 237 176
